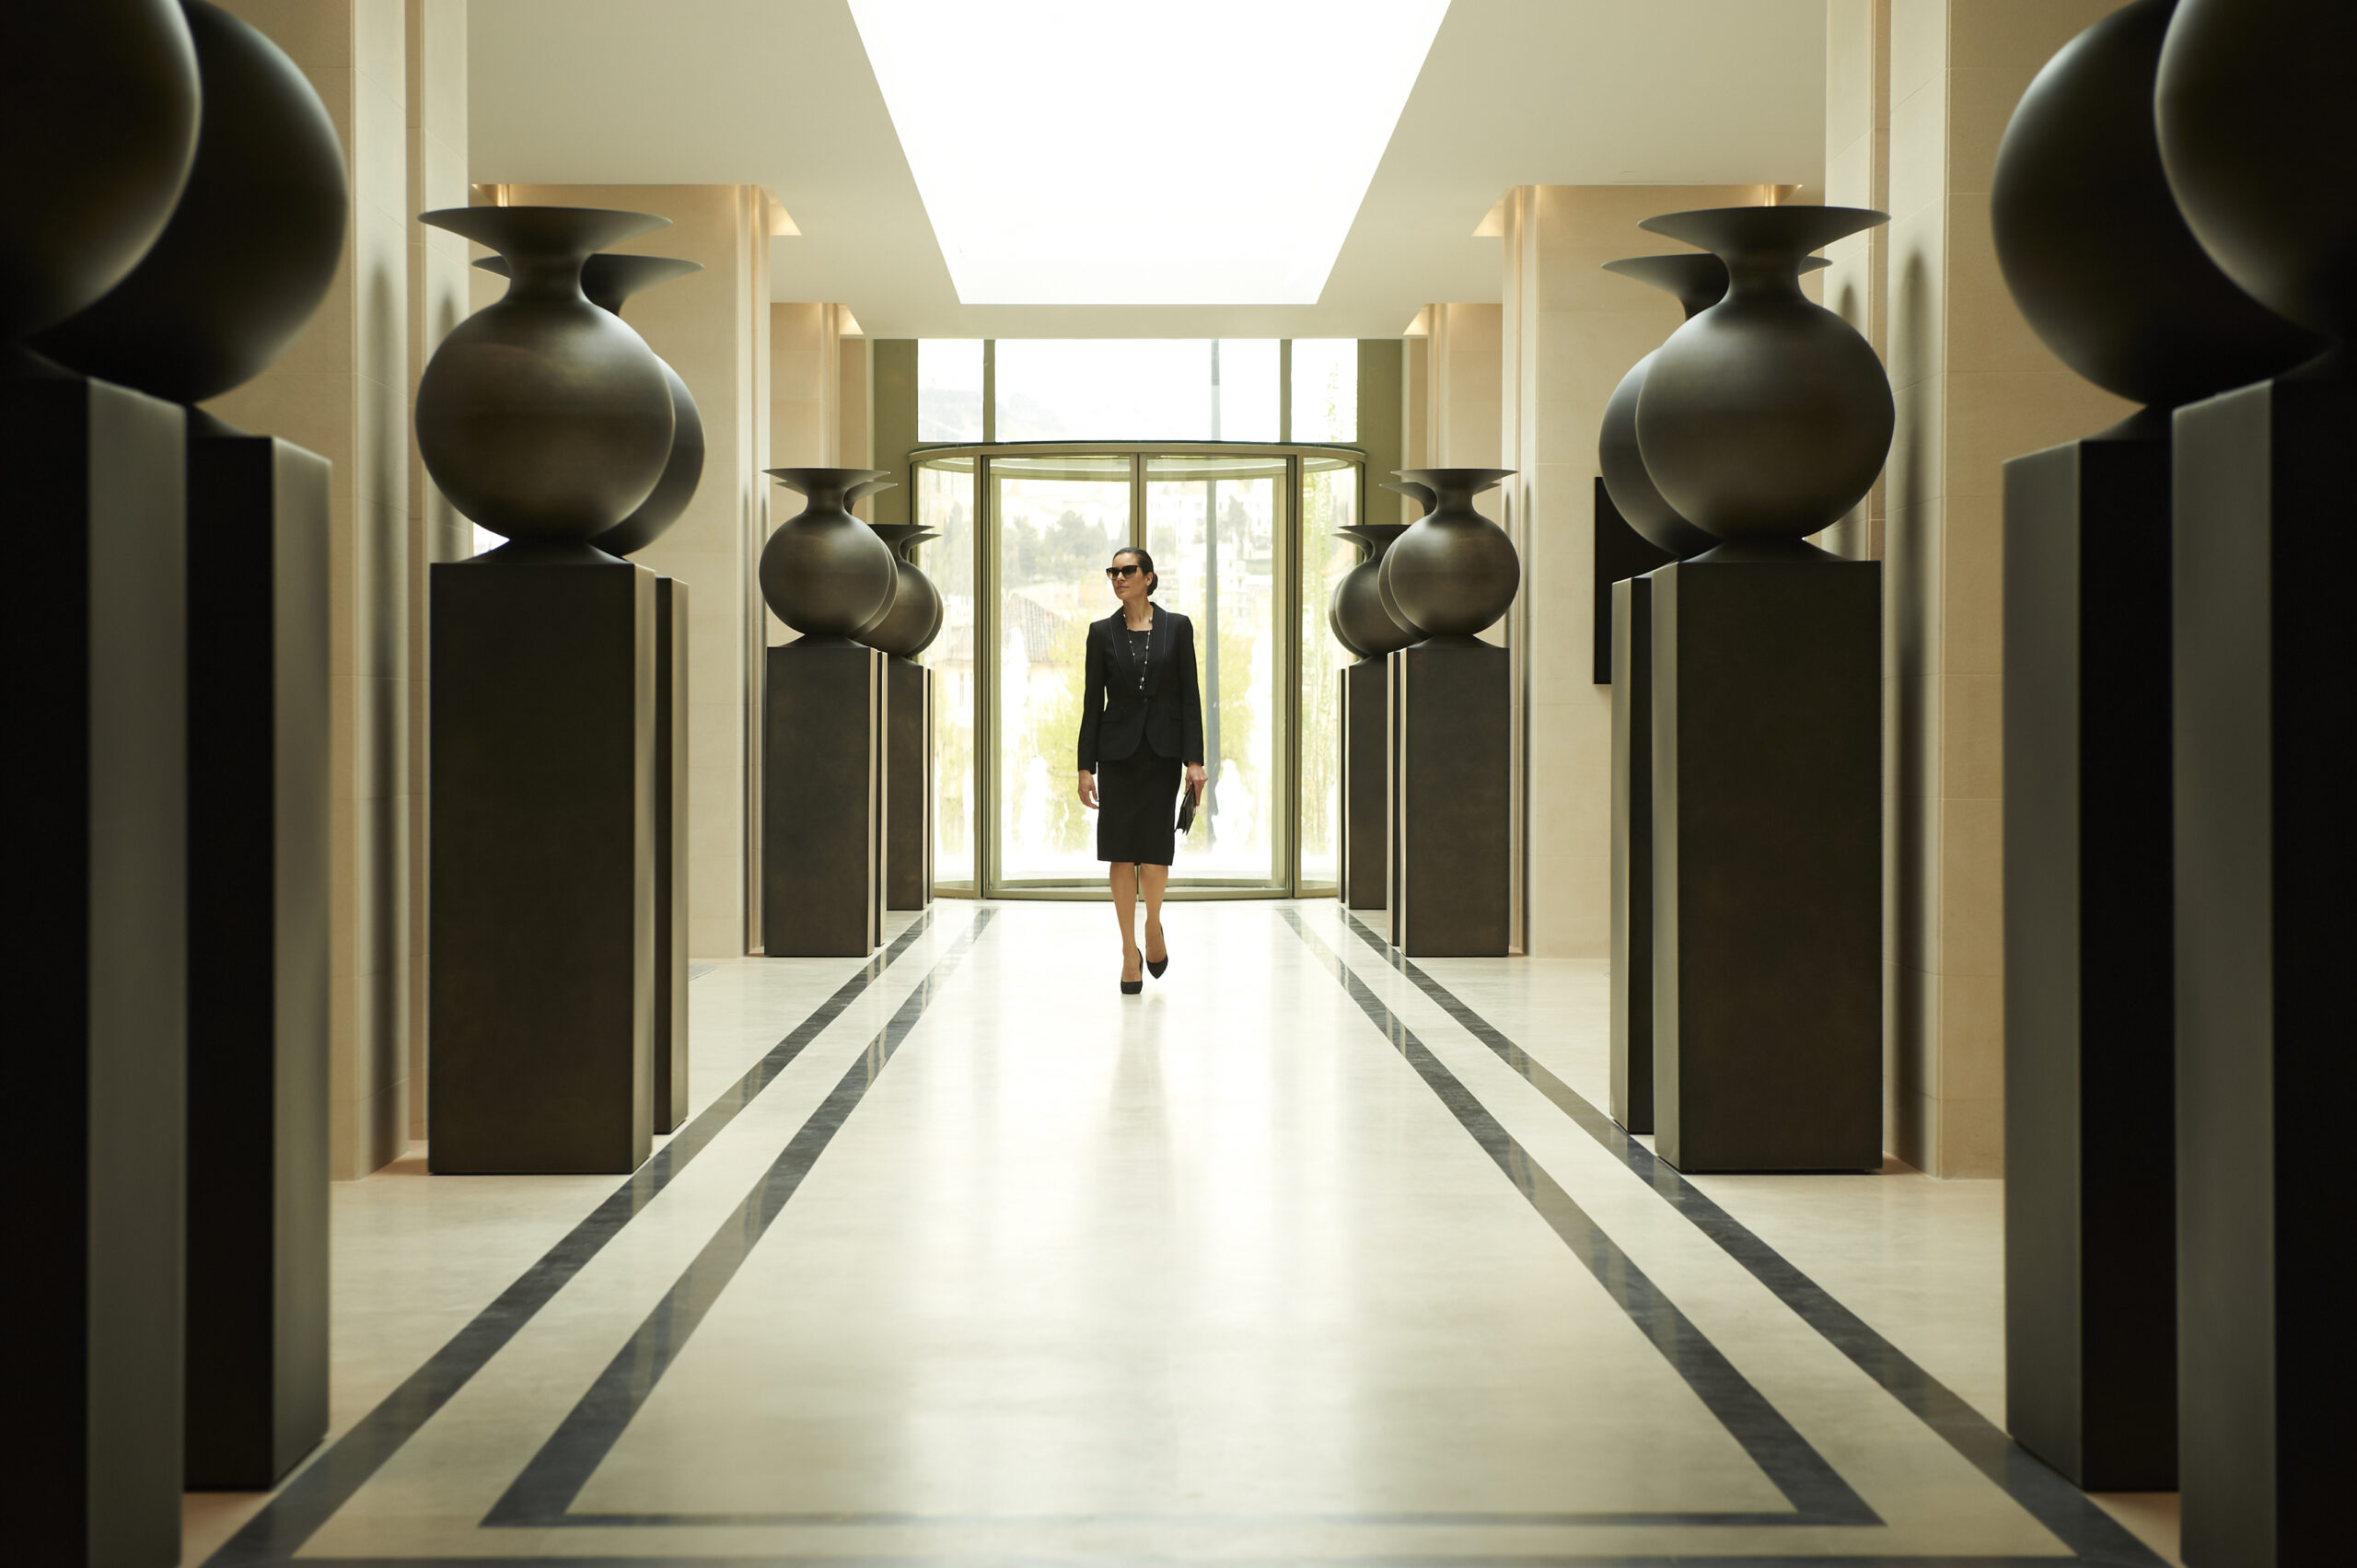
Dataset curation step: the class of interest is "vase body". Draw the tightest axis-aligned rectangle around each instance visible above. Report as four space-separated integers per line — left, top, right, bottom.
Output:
33 1 348 404
0 0 199 348
585 255 704 556
1635 206 1894 547
1599 254 1727 559
1329 522 1415 659
856 522 946 658
2156 0 2357 342
1993 0 2317 415
415 206 676 547
761 468 899 639
1378 469 1518 639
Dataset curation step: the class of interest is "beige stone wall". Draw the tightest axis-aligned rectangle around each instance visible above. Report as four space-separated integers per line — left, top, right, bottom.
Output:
1882 0 2132 1175
1495 185 1770 962
499 184 777 958
204 0 421 1178
403 0 469 1142
1824 0 1890 562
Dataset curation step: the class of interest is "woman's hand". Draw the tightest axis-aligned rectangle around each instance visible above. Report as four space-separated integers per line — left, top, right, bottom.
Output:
1184 762 1208 796
1077 770 1098 809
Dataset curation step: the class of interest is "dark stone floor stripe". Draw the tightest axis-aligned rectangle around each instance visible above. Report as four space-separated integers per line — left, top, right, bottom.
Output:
1326 907 2166 1568
198 911 958 1568
484 909 996 1526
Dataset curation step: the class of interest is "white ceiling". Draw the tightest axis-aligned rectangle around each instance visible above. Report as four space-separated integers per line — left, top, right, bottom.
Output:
468 0 1826 338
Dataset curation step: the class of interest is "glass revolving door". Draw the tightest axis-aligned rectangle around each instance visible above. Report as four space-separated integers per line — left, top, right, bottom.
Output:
911 442 1365 898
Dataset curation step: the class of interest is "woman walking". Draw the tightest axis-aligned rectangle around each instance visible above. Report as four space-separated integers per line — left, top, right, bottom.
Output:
1076 547 1206 993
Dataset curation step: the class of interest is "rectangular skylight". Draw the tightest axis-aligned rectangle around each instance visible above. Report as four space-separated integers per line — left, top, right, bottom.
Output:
847 0 1450 306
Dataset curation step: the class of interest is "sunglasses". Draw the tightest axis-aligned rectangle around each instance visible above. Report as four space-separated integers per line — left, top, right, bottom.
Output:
1106 563 1144 579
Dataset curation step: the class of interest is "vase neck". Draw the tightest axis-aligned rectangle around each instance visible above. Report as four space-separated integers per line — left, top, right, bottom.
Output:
1724 252 1811 305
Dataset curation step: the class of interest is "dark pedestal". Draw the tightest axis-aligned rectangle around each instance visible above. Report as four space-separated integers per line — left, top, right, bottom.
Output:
1593 477 1677 684
429 559 655 1174
886 656 933 910
1386 637 1509 956
653 577 688 1133
2171 373 2351 1568
1609 575 1659 1133
184 428 332 1489
763 638 885 956
13 370 189 1568
1339 658 1386 910
2001 435 2177 1492
1651 557 1880 1173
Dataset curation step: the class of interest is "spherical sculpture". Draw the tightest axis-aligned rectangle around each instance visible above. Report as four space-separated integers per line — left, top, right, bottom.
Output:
1378 468 1519 640
0 0 198 349
476 251 707 556
1328 522 1415 659
1993 0 2319 415
853 517 945 659
1599 255 1728 560
760 468 899 639
1599 252 1833 558
2157 0 2357 343
33 1 348 404
415 206 677 547
1635 206 1894 547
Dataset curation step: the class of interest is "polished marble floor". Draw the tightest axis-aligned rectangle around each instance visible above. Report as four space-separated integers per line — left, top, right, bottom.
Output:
185 900 2183 1566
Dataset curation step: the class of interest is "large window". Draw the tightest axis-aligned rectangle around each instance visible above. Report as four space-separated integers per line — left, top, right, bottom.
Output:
911 337 1366 897
919 338 1352 443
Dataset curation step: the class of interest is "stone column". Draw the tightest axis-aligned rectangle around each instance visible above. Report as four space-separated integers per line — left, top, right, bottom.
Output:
205 0 418 1178
1880 0 2131 1175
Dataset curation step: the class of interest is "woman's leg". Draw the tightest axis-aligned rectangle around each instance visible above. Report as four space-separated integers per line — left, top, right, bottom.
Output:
1109 861 1142 981
1141 863 1169 962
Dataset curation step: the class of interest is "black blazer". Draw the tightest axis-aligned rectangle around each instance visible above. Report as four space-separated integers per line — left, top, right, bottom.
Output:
1076 607 1205 770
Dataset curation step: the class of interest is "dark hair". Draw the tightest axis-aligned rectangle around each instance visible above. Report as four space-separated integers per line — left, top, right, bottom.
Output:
1111 545 1157 597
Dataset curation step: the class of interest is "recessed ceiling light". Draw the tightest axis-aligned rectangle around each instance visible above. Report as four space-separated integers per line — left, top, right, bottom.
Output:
847 0 1449 306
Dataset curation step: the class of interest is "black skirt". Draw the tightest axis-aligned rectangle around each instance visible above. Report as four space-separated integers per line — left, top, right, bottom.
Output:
1096 748 1182 865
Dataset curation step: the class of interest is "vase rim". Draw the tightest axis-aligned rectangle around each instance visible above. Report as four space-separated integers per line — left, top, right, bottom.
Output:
1396 467 1515 495
1601 251 1831 318
1640 204 1888 261
1338 521 1411 542
764 466 893 497
422 205 671 259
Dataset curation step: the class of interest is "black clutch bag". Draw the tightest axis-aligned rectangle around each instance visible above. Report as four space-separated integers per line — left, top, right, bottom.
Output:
1176 778 1201 834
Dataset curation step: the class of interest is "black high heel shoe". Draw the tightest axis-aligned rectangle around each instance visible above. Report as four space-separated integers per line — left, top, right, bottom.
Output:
1121 953 1144 994
1146 952 1168 979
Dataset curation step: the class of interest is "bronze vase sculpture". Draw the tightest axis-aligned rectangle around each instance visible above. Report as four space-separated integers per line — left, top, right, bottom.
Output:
32 0 346 411
1378 468 1519 639
761 468 898 956
760 468 900 638
2148 1 2357 1558
475 251 707 556
1988 0 2315 1496
1634 206 1893 553
23 0 351 1497
1 0 199 361
855 517 943 659
1328 517 1416 659
416 205 678 553
1635 204 1888 1175
1599 251 1831 559
9 3 194 1556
